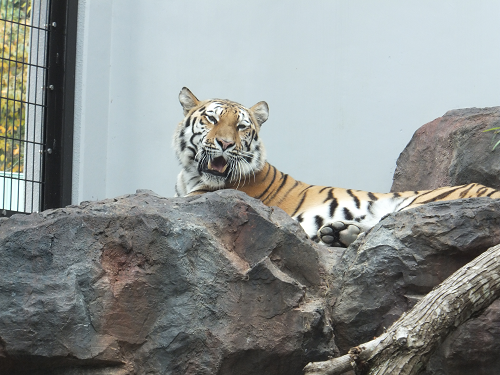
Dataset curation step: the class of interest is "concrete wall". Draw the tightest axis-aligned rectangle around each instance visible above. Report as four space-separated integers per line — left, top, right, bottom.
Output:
73 0 500 203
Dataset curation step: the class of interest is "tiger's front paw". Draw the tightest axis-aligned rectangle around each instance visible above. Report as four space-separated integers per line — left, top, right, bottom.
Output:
318 222 361 247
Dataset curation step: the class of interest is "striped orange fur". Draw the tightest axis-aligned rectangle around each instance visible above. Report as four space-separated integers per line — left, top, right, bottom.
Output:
173 88 500 247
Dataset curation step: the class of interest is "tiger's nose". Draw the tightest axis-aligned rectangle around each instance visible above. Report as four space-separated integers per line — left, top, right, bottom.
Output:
215 138 235 150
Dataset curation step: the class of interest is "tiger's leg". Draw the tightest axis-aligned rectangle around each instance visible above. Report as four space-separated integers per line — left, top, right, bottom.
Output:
317 222 361 247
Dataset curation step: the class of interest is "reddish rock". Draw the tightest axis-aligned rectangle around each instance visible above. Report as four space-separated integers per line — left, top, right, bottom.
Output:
0 190 336 375
388 107 500 374
391 107 500 192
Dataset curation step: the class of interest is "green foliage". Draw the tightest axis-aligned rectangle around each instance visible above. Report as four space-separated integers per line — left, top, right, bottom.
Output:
483 127 500 151
0 0 31 173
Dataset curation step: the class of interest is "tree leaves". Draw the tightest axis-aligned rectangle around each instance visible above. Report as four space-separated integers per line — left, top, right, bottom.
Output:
0 0 31 174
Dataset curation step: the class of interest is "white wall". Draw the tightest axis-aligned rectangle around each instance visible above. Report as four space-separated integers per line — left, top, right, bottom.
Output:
73 0 500 204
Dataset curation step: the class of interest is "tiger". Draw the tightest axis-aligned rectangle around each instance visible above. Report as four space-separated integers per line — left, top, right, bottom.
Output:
173 87 500 247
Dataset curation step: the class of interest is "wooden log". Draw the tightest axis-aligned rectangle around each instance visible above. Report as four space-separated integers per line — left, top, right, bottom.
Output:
304 243 500 375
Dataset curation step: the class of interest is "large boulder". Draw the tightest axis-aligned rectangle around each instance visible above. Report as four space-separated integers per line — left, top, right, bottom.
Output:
330 197 500 354
391 107 500 192
387 107 500 374
0 190 336 375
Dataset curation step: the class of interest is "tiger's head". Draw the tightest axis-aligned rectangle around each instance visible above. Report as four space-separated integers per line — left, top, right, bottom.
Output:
173 87 269 194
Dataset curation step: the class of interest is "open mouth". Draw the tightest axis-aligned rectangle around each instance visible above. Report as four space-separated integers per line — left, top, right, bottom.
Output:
204 156 229 177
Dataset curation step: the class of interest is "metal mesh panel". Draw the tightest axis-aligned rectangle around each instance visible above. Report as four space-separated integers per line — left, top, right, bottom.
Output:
0 0 49 214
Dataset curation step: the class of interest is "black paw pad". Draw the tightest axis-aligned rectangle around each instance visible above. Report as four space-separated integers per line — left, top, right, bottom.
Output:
317 222 361 247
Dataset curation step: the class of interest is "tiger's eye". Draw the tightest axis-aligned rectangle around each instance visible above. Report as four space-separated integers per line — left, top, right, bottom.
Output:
206 115 217 124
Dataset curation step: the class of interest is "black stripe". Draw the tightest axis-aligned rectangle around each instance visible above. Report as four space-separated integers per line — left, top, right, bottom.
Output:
357 215 366 222
368 192 378 201
395 196 416 211
319 187 329 193
189 133 201 147
329 198 338 218
417 186 464 204
291 190 309 217
367 200 374 215
187 146 197 160
411 189 439 201
185 115 192 128
487 189 498 197
298 185 314 195
392 192 401 198
314 215 324 230
476 186 488 196
261 170 285 203
256 166 277 200
265 174 289 203
276 180 299 205
347 189 361 209
296 213 304 223
261 164 271 181
343 207 354 221
323 188 334 203
459 183 475 198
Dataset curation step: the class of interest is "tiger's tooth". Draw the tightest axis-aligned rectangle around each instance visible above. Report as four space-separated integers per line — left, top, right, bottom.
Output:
222 164 228 172
208 160 213 170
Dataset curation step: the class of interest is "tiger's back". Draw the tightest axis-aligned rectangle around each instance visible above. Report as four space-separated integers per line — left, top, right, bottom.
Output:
230 162 499 243
173 87 500 247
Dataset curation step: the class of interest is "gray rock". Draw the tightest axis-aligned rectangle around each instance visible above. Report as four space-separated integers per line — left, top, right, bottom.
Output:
330 197 500 353
0 190 337 375
424 299 500 375
391 107 500 192
388 107 500 374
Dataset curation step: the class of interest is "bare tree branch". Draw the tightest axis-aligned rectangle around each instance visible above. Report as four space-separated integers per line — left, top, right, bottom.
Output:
304 243 500 375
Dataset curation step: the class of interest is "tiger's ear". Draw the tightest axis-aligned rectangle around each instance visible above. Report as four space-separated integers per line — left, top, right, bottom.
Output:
179 87 200 115
250 101 269 126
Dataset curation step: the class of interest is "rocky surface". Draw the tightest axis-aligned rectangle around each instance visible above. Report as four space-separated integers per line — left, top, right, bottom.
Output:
391 107 500 192
329 197 500 354
388 106 500 374
2 193 499 375
424 299 500 375
0 189 336 375
3 107 500 375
